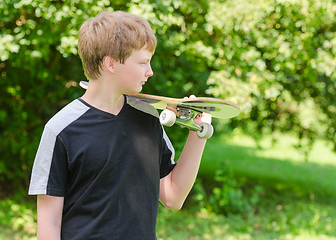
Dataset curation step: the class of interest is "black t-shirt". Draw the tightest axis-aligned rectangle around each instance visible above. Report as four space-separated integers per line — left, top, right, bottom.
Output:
29 96 176 240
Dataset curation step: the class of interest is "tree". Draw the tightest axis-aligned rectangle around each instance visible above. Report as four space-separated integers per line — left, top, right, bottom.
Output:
1 0 335 192
0 0 212 191
0 0 113 190
205 0 336 154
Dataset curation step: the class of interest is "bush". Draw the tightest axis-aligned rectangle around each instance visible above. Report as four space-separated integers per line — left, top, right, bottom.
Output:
192 168 263 215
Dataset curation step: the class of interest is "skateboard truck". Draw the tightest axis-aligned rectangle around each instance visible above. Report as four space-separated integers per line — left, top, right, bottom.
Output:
160 107 214 139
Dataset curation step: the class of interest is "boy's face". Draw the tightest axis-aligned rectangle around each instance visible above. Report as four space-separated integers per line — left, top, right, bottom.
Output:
113 46 153 94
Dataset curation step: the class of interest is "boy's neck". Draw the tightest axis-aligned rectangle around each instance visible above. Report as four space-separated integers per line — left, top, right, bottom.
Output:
81 77 125 115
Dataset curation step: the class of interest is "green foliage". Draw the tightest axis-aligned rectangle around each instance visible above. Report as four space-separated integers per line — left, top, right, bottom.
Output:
140 0 211 97
1 0 336 193
0 0 126 190
205 0 336 152
191 169 263 215
0 0 213 190
208 170 263 215
0 199 35 238
1 0 89 188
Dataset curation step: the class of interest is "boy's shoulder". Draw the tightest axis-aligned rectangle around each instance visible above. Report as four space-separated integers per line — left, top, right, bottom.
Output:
44 97 160 135
45 99 89 135
126 95 159 119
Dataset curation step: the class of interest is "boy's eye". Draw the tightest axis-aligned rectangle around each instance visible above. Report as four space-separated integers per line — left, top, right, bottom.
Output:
140 59 151 64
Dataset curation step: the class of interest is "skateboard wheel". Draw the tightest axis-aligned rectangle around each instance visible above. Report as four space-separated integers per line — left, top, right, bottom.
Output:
160 109 176 127
79 81 89 89
197 123 214 139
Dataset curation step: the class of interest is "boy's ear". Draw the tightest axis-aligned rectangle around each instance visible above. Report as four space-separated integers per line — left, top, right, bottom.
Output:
103 56 115 73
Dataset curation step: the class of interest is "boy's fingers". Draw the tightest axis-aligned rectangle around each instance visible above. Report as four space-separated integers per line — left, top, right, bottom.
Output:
183 95 196 99
194 112 212 125
200 112 212 124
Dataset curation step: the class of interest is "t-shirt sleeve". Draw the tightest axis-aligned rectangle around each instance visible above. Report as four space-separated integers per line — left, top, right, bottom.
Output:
160 127 176 178
28 126 68 196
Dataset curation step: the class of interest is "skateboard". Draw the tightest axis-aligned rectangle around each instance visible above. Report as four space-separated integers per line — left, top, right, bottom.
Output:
79 81 240 139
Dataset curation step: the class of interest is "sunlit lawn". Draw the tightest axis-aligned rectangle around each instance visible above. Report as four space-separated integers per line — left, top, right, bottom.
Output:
1 132 336 240
157 131 336 240
157 202 336 240
200 131 336 202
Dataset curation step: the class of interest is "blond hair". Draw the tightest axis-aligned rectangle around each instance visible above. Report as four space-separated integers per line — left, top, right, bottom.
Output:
78 11 157 80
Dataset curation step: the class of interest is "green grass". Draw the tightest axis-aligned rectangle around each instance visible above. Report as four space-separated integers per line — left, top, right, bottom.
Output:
2 132 336 239
200 132 336 202
157 202 336 240
156 132 336 240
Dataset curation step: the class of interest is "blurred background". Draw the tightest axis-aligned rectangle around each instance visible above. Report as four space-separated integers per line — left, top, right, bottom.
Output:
0 0 336 239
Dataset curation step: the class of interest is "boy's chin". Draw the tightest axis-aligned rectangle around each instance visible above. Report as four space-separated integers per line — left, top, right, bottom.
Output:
123 87 142 95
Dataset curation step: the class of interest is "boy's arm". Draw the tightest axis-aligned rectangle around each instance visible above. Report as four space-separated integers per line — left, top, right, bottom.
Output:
37 195 64 240
159 127 207 210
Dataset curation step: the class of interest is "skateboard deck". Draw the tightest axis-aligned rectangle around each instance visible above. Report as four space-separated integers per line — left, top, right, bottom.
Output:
79 80 240 138
79 81 240 119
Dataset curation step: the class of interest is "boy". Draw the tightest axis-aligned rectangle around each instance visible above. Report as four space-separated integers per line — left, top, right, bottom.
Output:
29 11 209 240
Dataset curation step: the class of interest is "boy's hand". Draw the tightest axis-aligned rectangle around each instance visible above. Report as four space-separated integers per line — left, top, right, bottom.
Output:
194 112 212 125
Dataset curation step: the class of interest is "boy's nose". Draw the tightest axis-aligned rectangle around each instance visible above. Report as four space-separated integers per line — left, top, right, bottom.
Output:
146 65 153 77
